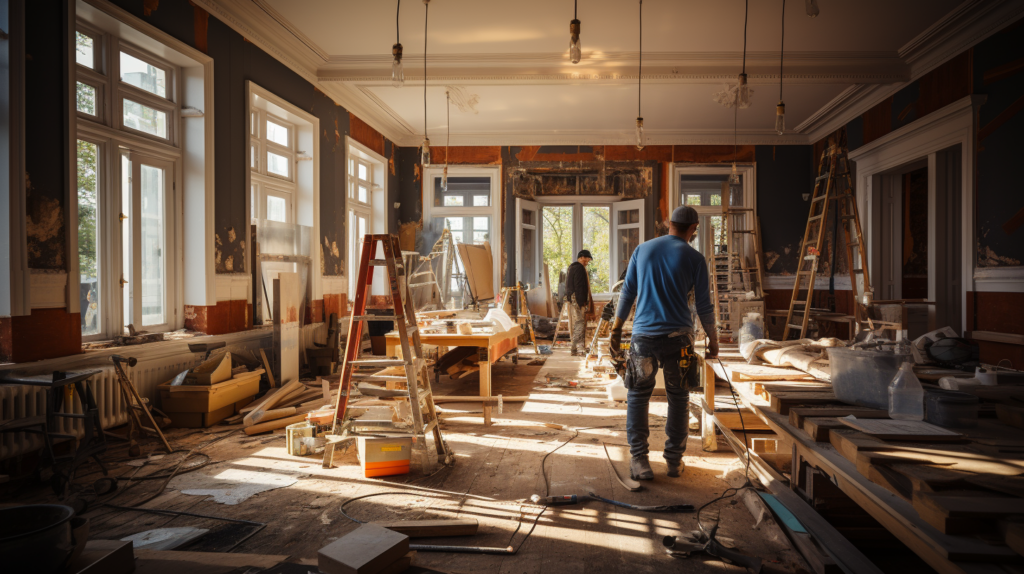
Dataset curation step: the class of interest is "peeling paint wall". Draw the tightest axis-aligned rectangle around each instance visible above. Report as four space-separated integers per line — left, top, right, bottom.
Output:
25 0 71 271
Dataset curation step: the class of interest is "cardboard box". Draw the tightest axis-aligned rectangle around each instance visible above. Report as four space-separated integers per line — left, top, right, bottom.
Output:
167 403 235 428
357 437 412 478
158 370 262 413
318 524 409 574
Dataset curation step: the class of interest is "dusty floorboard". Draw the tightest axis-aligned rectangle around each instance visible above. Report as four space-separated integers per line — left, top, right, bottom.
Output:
8 347 808 573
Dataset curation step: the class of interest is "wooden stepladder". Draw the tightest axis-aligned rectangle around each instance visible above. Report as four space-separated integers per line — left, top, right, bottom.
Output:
783 131 871 340
328 234 449 472
499 282 540 355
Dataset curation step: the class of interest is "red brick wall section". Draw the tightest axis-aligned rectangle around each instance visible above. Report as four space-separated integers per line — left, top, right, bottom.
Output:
184 300 251 335
967 291 1024 367
0 309 82 363
324 293 349 319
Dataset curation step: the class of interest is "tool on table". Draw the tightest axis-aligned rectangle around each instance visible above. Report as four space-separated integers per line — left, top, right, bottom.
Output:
111 355 172 455
663 523 762 573
586 287 621 363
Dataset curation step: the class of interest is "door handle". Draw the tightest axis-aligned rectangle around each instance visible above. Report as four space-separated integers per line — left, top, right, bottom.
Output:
120 275 128 287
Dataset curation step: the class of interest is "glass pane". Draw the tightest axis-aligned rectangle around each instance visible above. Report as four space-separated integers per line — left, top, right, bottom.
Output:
358 163 368 181
445 217 463 231
78 140 100 336
77 82 96 115
122 155 131 329
711 215 727 250
267 151 290 177
473 195 489 206
76 32 94 68
250 143 258 169
123 99 167 138
521 226 536 287
711 194 722 206
473 217 489 231
685 194 701 206
267 195 287 222
443 195 464 207
617 209 640 225
618 228 640 278
266 119 289 146
120 51 167 98
140 164 165 326
358 185 369 203
250 112 258 136
542 205 574 301
583 206 610 291
451 231 464 243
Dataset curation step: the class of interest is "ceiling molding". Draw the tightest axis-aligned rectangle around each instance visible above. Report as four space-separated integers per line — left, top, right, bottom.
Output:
798 0 1024 144
323 72 908 85
899 0 1024 78
395 131 809 148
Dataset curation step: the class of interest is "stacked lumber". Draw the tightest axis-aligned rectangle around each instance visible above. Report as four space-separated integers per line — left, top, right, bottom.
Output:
435 347 480 379
228 379 335 434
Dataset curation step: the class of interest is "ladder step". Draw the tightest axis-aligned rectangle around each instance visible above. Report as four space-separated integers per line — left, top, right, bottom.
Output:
808 215 824 222
848 242 860 247
352 374 410 382
815 174 829 182
408 282 436 288
353 314 399 321
852 269 865 274
841 215 856 220
811 195 827 203
368 259 403 268
349 359 407 367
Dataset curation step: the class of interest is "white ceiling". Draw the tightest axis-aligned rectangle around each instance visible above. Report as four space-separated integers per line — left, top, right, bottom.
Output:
220 0 999 145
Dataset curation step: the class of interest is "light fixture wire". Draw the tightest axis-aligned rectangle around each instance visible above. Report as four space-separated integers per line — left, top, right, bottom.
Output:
638 0 642 118
423 1 428 139
742 0 749 76
396 0 401 43
446 90 450 168
779 0 785 101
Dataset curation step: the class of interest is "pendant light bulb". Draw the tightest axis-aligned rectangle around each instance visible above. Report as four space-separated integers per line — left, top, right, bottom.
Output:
805 0 819 18
775 101 786 135
635 117 645 151
441 165 448 192
729 162 740 185
392 44 404 87
569 19 581 64
421 138 431 167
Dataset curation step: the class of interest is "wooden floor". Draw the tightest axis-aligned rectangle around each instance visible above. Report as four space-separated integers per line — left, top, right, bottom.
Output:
12 347 810 573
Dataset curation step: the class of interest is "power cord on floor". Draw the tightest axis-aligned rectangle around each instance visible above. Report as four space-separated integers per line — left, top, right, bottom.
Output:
693 344 754 539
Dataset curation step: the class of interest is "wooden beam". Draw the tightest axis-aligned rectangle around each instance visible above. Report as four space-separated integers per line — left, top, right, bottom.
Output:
373 519 478 538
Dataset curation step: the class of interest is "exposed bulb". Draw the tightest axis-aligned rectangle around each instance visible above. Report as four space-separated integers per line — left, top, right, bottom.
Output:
569 19 581 64
729 162 740 184
775 101 786 135
441 165 448 191
635 117 645 151
805 0 820 18
421 138 431 166
392 44 404 87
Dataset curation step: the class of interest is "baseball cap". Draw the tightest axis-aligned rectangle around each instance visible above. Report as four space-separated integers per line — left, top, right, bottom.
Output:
670 205 699 226
577 250 593 259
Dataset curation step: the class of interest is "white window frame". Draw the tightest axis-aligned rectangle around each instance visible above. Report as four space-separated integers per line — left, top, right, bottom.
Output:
523 196 627 297
75 10 190 340
250 104 298 224
346 136 387 296
423 166 501 293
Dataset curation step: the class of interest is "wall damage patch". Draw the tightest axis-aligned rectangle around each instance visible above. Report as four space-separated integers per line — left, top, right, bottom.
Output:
27 193 65 269
979 245 1021 267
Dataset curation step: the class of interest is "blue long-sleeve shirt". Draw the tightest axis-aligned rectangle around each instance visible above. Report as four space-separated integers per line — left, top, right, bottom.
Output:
615 235 715 336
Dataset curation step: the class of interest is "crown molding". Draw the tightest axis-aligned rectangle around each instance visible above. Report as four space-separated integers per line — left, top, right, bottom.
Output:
900 0 1024 79
400 130 809 148
325 72 907 85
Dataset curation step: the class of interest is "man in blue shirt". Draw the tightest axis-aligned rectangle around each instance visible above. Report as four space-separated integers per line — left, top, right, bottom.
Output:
608 205 719 480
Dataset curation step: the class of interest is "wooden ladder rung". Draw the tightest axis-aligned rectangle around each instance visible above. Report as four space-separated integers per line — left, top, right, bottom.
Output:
349 359 407 367
352 374 409 382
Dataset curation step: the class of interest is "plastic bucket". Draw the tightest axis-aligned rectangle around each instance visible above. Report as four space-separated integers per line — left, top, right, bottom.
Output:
827 348 912 410
286 421 314 456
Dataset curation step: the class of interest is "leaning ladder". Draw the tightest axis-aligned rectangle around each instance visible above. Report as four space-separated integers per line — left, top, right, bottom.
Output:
328 234 449 471
783 131 871 340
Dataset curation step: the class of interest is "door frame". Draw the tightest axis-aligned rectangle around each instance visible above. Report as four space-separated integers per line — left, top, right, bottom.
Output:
611 199 645 285
531 195 626 295
849 95 987 333
515 197 540 287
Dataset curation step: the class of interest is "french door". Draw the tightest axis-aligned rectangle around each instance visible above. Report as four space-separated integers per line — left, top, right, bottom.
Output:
611 199 645 285
121 151 174 331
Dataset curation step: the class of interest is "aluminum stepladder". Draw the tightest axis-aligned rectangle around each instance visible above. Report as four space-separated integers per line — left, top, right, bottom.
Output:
327 234 450 472
783 130 871 340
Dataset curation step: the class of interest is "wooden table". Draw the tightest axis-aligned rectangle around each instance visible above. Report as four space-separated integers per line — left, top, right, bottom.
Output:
386 326 523 425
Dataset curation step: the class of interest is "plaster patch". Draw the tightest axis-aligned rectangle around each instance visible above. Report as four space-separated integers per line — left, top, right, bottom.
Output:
978 245 1021 267
765 251 780 270
170 465 308 505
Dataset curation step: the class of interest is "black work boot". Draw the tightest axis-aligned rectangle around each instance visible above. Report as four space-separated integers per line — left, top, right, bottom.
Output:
630 455 654 480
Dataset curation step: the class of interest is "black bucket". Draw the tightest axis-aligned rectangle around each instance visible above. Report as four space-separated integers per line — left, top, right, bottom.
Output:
0 504 77 573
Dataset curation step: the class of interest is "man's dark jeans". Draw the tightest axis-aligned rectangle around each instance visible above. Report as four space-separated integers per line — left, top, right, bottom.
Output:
624 334 698 464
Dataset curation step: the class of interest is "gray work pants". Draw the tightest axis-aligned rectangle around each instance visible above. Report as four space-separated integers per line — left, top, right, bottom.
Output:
569 296 586 353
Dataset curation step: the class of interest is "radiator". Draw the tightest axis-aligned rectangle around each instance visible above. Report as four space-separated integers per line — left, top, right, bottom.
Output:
0 330 272 461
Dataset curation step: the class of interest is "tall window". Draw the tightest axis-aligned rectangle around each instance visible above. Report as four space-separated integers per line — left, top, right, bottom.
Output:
250 105 296 224
345 141 386 296
423 168 501 298
76 21 180 339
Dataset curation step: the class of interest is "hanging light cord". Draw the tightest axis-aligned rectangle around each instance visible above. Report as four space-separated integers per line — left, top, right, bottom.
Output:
638 0 642 118
734 107 738 162
396 0 401 43
574 0 578 19
446 91 450 167
779 0 785 100
423 1 428 138
742 0 749 75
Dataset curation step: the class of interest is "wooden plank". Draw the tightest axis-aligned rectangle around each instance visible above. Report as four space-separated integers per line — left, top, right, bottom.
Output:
1005 522 1024 557
789 406 888 428
838 417 963 441
274 272 301 387
433 395 530 403
134 550 288 568
373 519 478 538
769 391 838 415
803 417 848 442
967 331 1024 346
996 404 1024 430
730 363 816 381
318 523 409 574
244 413 307 435
913 491 1024 535
964 474 1024 499
756 381 831 399
243 379 304 426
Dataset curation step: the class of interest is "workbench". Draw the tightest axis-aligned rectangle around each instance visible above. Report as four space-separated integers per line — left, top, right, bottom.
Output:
710 348 1024 574
385 325 523 425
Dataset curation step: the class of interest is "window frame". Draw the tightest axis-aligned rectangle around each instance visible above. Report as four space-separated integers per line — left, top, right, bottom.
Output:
345 137 387 296
422 166 502 294
114 41 179 144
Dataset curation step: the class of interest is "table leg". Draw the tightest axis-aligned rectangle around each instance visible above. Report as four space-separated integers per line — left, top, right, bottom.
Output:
479 349 492 426
701 356 718 452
